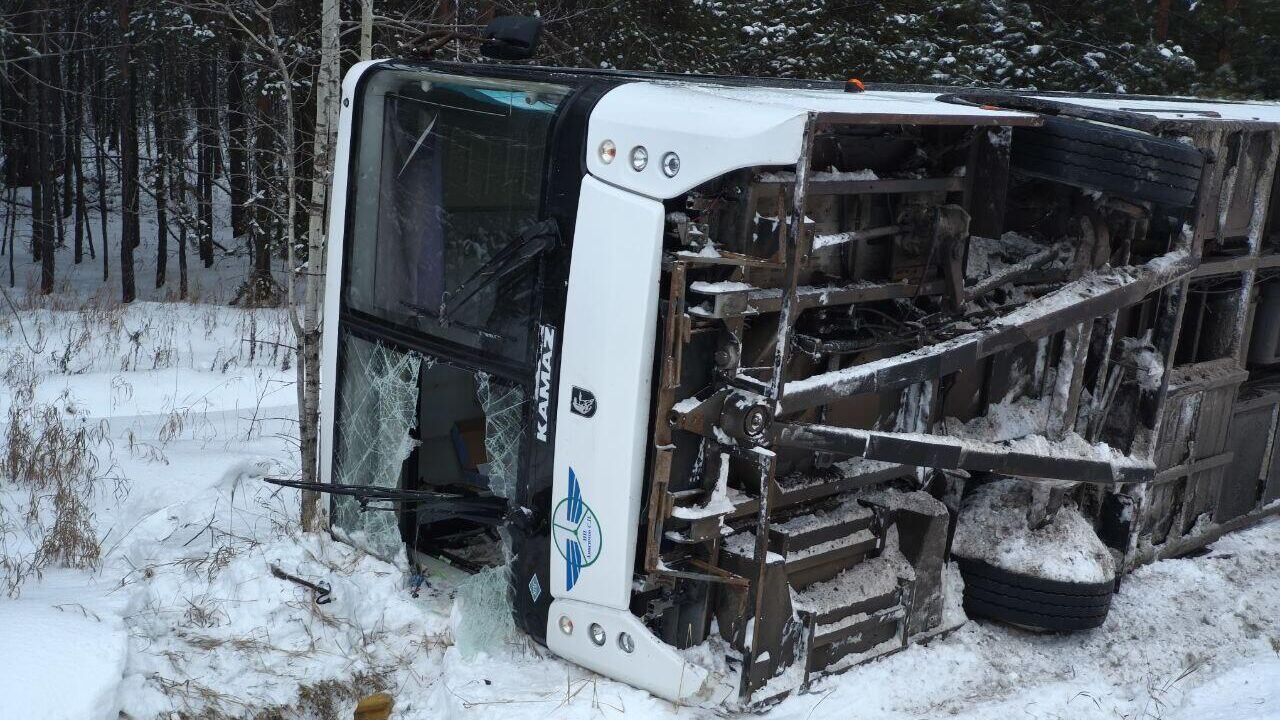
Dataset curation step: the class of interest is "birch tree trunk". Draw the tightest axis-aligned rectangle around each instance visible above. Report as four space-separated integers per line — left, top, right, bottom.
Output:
360 0 373 60
300 0 342 532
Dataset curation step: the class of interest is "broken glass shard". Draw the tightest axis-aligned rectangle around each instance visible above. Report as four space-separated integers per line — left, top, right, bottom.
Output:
331 335 429 561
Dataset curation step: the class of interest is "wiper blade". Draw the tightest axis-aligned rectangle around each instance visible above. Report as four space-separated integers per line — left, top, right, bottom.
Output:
264 477 508 525
398 300 509 342
441 218 559 323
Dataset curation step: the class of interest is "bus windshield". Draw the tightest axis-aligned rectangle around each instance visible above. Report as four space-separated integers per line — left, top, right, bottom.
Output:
344 69 569 368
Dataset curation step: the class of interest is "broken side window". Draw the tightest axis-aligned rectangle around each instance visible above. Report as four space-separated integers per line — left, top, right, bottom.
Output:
332 334 428 560
475 371 526 501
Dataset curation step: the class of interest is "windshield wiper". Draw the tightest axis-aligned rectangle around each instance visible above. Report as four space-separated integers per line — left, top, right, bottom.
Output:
396 219 558 342
439 218 559 323
399 299 508 342
264 477 507 525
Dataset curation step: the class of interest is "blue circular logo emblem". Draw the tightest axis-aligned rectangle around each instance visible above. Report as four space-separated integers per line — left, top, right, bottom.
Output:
553 468 602 590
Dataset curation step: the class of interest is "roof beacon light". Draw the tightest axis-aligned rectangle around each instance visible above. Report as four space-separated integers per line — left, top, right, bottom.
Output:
844 78 866 93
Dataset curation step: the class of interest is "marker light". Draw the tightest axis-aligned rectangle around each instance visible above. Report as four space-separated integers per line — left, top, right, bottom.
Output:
589 623 607 646
630 146 649 172
598 139 616 164
558 615 574 635
661 152 681 177
617 632 635 653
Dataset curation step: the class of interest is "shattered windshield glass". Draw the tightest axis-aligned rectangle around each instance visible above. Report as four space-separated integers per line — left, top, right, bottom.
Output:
345 70 569 367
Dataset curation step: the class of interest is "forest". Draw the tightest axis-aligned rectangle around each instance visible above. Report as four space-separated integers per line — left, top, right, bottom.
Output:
0 0 1276 509
0 0 1274 306
1 5 1279 716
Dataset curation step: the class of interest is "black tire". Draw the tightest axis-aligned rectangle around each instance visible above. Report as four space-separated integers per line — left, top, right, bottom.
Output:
1011 116 1205 208
956 557 1113 631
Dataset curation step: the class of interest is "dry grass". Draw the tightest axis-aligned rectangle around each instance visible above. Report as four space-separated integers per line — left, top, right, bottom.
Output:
1129 654 1211 720
145 667 389 720
0 298 315 715
2 292 292 382
0 348 117 596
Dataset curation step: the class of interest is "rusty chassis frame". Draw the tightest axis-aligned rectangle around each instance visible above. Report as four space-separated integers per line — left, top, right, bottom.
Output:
635 98 1280 701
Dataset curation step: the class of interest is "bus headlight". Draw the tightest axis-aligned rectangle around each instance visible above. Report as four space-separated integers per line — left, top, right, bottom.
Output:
630 146 648 172
661 152 681 177
598 139 616 164
589 622 607 646
617 631 635 653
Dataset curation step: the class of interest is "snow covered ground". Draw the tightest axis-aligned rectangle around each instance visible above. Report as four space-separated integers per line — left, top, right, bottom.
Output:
0 186 1277 719
0 296 1274 720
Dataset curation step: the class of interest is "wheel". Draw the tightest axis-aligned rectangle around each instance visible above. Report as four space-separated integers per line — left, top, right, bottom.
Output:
1010 116 1205 208
951 478 1117 632
956 557 1113 631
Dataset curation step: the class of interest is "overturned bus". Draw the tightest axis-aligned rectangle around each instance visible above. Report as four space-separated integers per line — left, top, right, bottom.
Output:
308 54 1280 704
